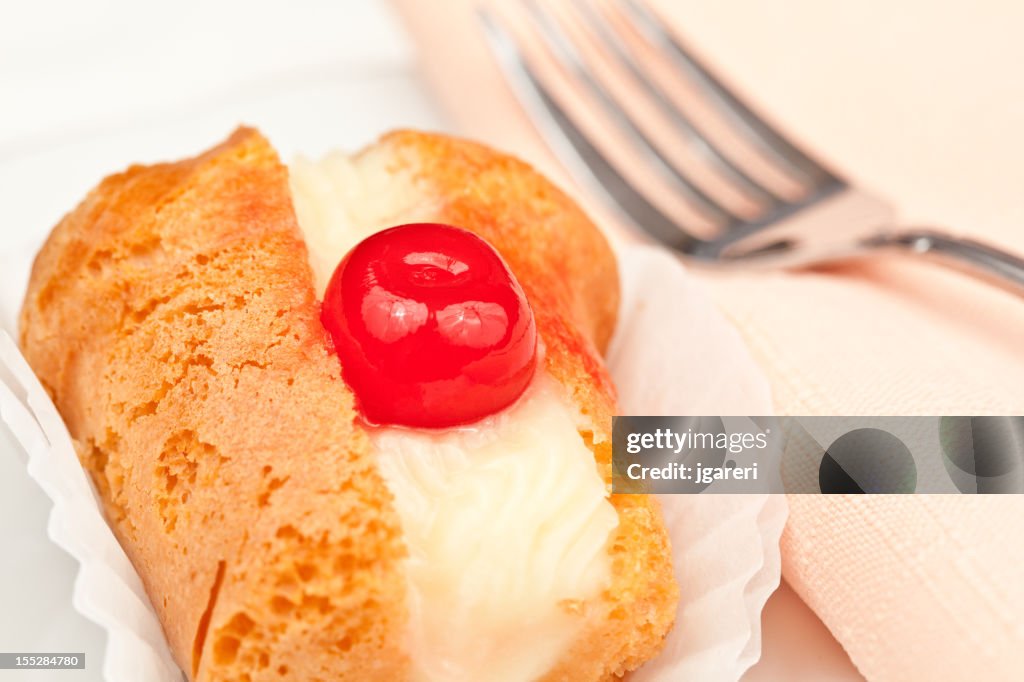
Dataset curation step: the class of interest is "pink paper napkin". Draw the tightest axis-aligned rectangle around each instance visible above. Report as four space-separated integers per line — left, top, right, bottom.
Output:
784 495 1024 679
391 0 1024 678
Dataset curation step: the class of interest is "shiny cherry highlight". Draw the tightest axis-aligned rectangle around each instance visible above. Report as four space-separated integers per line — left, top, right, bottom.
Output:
321 223 538 428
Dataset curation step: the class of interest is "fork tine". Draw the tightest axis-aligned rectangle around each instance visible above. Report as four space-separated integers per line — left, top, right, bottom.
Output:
477 7 699 251
568 0 785 208
617 0 844 191
522 0 743 229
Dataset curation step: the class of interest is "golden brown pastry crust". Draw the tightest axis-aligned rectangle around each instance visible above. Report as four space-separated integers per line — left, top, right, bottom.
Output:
20 128 676 681
20 129 409 681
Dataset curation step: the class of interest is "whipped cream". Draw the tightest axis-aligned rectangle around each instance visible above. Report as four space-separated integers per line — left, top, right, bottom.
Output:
290 149 432 295
289 152 617 681
373 378 617 681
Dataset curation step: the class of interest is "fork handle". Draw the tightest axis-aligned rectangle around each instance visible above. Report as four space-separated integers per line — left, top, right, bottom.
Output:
874 230 1024 295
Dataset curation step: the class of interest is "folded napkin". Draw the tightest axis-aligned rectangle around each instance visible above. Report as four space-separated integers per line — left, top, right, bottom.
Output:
784 495 1024 680
391 0 1024 678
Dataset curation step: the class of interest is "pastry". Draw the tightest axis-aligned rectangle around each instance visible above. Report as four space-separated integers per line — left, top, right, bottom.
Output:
19 128 677 680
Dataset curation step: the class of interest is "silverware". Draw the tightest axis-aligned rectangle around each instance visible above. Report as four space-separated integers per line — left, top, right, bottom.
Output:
478 0 1024 294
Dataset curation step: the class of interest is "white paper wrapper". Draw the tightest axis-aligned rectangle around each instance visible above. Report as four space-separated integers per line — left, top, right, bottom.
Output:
0 245 785 682
0 332 183 682
609 247 787 681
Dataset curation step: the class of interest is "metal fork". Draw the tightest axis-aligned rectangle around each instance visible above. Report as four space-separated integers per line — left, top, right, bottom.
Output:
477 0 1024 294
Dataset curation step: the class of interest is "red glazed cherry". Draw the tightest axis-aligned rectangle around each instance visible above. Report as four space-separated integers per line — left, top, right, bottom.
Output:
321 223 538 428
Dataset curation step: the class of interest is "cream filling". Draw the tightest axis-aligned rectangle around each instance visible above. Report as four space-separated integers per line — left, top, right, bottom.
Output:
372 379 617 681
289 149 432 294
289 153 618 681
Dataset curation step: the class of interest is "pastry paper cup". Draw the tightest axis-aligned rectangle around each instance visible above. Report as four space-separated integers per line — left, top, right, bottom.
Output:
0 245 786 681
609 247 787 681
0 332 183 682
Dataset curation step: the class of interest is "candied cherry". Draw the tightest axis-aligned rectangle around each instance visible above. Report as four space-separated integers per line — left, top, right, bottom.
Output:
321 223 538 428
